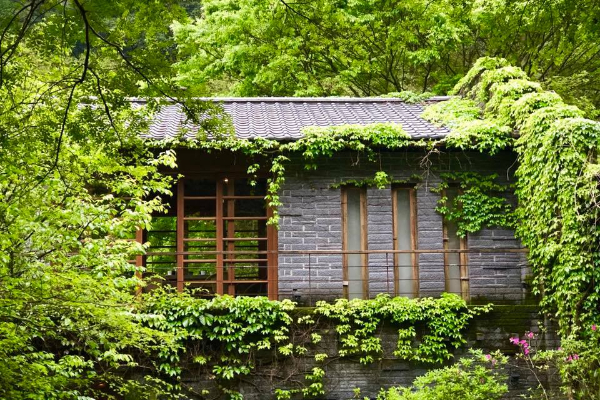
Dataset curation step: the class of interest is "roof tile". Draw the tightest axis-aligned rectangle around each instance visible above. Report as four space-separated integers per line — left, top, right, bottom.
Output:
141 97 450 141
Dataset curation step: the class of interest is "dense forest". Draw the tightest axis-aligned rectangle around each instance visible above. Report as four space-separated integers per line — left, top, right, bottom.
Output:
0 0 599 399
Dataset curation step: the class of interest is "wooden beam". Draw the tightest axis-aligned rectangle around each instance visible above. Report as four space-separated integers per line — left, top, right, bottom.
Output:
176 180 185 292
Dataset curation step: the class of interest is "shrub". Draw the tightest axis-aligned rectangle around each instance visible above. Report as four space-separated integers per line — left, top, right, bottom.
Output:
375 350 508 400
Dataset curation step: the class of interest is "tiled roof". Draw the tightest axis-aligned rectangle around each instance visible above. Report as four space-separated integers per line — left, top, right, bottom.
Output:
136 97 450 141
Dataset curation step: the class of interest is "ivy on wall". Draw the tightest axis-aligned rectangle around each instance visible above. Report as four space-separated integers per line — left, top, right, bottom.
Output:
433 173 516 238
139 289 487 399
424 57 600 335
132 56 600 397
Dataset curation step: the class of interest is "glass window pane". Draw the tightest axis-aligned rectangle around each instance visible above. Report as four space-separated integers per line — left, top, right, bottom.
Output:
346 188 363 300
146 216 177 276
228 199 267 217
234 178 267 196
185 199 216 217
395 190 414 298
184 179 216 196
445 189 462 295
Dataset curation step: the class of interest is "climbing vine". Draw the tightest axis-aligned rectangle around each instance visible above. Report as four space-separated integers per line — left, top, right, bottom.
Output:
433 173 516 238
425 57 600 335
314 294 490 365
139 290 486 399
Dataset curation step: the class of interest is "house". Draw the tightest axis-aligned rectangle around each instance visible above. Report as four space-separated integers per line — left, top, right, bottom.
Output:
134 97 527 304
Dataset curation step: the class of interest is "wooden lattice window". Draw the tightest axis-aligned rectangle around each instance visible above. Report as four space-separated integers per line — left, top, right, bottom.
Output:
140 176 278 299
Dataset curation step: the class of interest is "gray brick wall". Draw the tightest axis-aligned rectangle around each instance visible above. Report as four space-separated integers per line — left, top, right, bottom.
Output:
179 305 558 400
278 150 528 303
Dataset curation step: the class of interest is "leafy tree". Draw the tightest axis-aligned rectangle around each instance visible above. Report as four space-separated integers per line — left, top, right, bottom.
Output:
0 1 223 398
173 0 600 116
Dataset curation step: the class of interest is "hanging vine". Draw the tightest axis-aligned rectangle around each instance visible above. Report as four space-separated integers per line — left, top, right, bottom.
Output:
139 289 487 399
424 57 600 335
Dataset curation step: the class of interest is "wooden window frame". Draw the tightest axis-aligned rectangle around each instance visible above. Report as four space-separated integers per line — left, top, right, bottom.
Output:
442 187 469 300
140 173 278 300
341 186 368 299
391 186 419 297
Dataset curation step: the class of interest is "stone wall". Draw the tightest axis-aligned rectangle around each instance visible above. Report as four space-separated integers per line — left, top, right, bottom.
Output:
277 149 528 304
180 305 559 400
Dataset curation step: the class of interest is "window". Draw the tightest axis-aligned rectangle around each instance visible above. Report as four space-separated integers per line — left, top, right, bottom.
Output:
140 176 278 299
392 187 418 297
443 187 469 299
341 187 368 299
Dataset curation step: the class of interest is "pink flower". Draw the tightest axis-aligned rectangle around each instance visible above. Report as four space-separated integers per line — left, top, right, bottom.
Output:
509 337 520 345
572 354 579 360
526 331 535 339
485 354 492 361
558 347 563 351
592 324 597 332
524 347 530 355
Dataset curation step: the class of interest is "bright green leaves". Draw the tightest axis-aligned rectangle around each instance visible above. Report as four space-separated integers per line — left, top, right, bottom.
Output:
422 97 481 127
172 0 477 96
376 350 509 400
142 289 294 386
438 56 600 336
445 120 512 155
423 97 513 155
315 293 489 365
434 173 516 238
287 123 412 166
139 291 483 398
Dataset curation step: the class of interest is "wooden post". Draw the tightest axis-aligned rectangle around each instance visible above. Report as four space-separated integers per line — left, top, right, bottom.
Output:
176 180 185 292
135 228 144 296
216 179 224 295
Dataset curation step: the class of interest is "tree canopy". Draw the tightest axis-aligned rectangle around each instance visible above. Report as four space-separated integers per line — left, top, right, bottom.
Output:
0 1 223 397
173 0 600 117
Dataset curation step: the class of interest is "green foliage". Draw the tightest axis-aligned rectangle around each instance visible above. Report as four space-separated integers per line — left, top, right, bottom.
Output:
172 0 600 114
504 92 564 128
141 288 294 382
381 91 435 103
429 57 600 335
134 291 487 398
315 294 490 364
422 98 512 155
375 350 508 400
285 123 413 169
330 174 421 190
444 120 512 155
434 173 516 237
172 0 472 96
422 98 481 128
0 1 223 398
451 58 511 97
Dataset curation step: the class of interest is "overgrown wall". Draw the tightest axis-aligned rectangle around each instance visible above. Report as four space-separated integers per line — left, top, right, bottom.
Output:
277 150 528 303
178 305 557 400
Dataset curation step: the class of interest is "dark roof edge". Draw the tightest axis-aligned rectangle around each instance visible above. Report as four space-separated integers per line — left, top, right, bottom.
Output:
128 96 453 104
